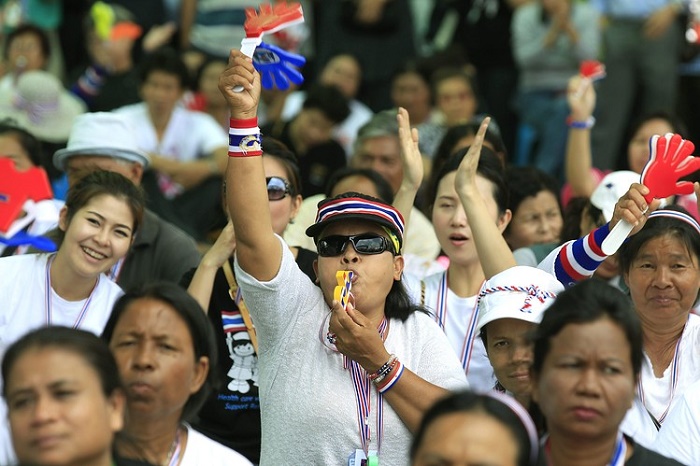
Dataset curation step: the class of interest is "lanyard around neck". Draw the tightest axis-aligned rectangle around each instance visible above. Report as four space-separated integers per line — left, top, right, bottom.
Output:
349 317 388 455
637 319 687 428
435 272 481 372
44 253 98 328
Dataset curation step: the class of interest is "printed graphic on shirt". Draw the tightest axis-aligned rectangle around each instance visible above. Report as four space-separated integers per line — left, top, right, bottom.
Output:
222 310 258 394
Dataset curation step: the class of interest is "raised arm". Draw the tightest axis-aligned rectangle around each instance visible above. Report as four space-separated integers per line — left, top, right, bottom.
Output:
187 220 236 310
540 183 657 285
454 117 516 278
393 107 422 228
219 50 281 281
564 74 598 198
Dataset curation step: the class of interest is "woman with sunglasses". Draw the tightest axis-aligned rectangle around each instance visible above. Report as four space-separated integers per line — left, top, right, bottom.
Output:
218 50 467 465
184 137 316 463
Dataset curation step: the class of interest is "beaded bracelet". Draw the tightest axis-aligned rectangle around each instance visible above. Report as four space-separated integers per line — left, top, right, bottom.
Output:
372 358 399 385
566 115 595 130
229 117 262 157
377 360 404 393
369 354 397 383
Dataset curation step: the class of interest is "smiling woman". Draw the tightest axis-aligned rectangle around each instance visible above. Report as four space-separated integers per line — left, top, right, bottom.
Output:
0 169 144 463
615 207 700 447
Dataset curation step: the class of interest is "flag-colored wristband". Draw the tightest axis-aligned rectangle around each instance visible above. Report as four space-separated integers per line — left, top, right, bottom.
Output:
229 117 262 157
566 116 595 129
377 360 404 393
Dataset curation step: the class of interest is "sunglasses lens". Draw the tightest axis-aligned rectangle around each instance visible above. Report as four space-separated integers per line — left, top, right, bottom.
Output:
266 177 288 200
317 236 346 257
354 236 387 254
316 235 390 257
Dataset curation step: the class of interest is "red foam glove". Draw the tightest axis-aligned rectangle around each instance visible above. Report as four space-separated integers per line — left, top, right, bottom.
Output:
641 133 700 203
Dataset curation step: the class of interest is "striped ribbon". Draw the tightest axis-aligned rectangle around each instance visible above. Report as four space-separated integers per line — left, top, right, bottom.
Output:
637 319 687 427
348 317 388 455
107 256 126 282
166 426 183 466
435 272 481 372
45 254 98 328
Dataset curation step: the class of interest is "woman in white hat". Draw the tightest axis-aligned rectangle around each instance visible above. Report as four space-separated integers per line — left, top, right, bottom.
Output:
218 50 467 465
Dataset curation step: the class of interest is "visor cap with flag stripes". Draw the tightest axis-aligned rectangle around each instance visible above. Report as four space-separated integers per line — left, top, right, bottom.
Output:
305 192 405 253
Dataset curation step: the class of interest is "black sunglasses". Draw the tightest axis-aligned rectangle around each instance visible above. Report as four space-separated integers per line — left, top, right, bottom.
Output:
317 233 394 257
266 176 291 201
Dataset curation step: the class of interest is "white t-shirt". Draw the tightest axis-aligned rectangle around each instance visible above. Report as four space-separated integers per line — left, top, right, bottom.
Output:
181 424 253 465
0 253 124 464
114 103 227 162
651 378 700 465
621 314 700 449
234 235 468 466
403 271 496 393
281 91 374 158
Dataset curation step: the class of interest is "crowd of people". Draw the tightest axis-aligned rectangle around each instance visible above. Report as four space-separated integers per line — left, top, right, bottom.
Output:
1 0 700 465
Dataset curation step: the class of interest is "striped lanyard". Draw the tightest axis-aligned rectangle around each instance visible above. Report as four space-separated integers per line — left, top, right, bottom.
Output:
347 317 388 455
544 431 626 466
44 254 98 327
107 256 126 282
165 426 183 466
435 272 481 372
637 320 687 427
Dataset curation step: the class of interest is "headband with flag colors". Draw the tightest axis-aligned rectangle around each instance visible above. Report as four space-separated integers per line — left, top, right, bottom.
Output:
305 195 405 252
648 209 700 235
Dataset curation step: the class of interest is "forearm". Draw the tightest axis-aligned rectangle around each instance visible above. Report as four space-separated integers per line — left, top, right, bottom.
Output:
382 369 450 433
565 126 596 198
227 119 281 280
393 184 416 230
187 262 219 310
551 223 610 285
457 187 516 278
179 0 197 48
172 159 219 188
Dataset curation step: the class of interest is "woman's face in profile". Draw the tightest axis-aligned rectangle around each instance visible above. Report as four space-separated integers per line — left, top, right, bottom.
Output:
412 411 519 466
109 298 208 419
532 317 635 440
6 347 124 466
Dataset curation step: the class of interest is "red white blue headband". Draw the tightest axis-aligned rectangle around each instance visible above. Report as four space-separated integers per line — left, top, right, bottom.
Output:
648 209 700 235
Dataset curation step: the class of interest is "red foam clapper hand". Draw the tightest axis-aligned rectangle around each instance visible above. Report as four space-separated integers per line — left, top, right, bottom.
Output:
235 1 304 93
574 60 605 99
0 158 53 234
602 133 700 255
579 60 606 81
240 2 304 57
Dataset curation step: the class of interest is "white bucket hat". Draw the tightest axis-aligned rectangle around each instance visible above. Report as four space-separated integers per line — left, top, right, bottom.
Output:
590 170 640 222
476 266 564 332
0 70 86 143
53 112 150 170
